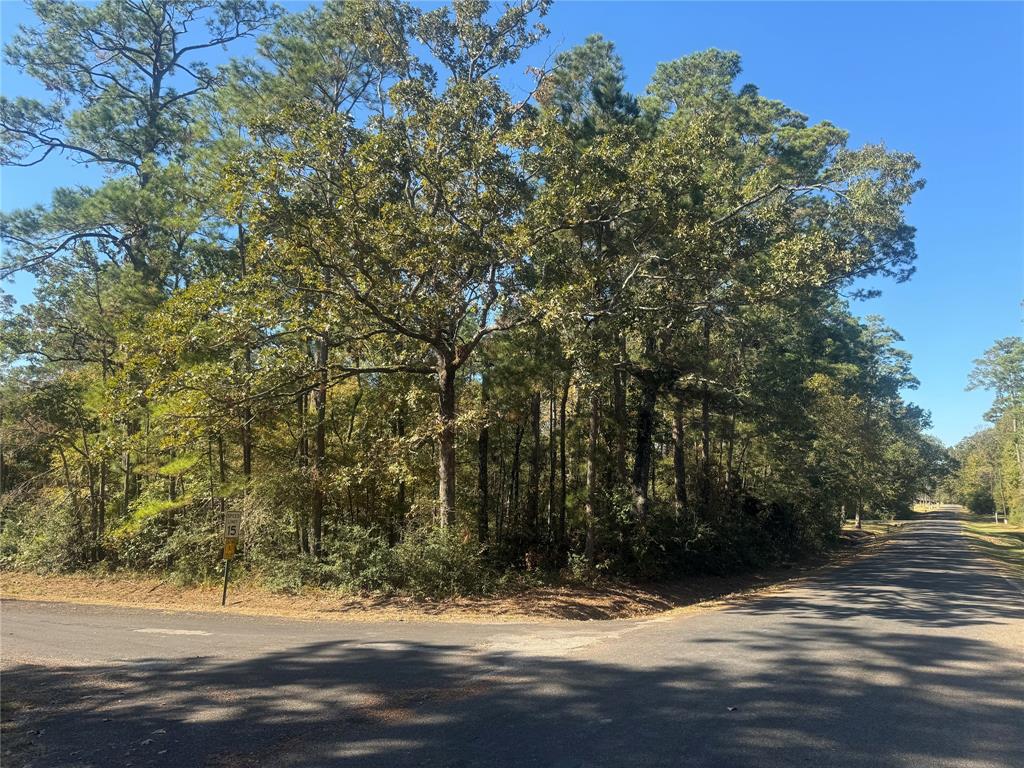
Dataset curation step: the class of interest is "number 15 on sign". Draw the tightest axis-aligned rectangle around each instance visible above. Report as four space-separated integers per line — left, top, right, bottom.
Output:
221 509 241 605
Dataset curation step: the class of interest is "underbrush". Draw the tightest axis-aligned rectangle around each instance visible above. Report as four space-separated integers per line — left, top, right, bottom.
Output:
254 526 491 598
1 490 866 599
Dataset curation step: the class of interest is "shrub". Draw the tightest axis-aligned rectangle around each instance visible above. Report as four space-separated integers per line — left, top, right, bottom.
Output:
391 526 489 597
0 489 90 573
324 524 395 592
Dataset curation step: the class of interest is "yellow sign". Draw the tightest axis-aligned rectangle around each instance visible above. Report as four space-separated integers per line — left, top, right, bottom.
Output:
223 539 237 560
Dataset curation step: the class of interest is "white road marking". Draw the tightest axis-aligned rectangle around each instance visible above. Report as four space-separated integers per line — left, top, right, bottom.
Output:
133 628 211 636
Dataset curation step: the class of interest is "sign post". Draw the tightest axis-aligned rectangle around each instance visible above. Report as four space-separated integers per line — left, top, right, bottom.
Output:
221 509 241 606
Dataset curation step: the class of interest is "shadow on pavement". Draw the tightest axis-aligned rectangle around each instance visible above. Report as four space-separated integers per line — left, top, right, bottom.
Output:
4 622 1022 767
4 516 1022 768
732 519 1024 628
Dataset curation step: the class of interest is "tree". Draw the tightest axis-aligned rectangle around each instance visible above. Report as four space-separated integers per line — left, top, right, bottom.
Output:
1 0 276 555
230 0 550 528
0 1 945 589
969 336 1024 479
949 335 1024 523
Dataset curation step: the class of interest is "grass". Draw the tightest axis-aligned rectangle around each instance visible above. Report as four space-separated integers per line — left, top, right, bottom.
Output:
841 519 900 536
960 515 1024 581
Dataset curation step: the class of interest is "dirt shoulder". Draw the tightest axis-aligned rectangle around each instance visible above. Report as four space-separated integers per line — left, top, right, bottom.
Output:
0 529 893 624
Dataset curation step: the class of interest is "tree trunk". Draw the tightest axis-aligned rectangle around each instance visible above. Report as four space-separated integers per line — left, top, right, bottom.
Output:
496 423 507 544
559 374 570 550
700 382 712 511
509 421 524 532
672 400 689 520
585 392 601 563
58 448 82 541
724 414 737 499
166 447 177 503
547 386 556 537
297 392 310 554
241 409 253 481
239 225 253 488
217 435 227 517
631 378 658 520
1013 412 1023 479
207 436 217 520
736 438 750 494
98 463 106 537
700 318 712 514
122 419 138 510
395 412 407 545
311 332 329 556
525 390 542 542
437 356 457 527
86 458 98 560
613 335 628 484
0 411 5 495
477 371 490 544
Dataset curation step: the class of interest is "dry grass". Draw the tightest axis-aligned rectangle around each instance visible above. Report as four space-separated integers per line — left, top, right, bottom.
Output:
842 520 900 536
960 515 1024 581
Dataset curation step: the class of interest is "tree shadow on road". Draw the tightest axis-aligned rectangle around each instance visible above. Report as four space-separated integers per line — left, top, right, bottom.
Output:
729 519 1024 628
6 518 1023 768
4 616 1022 768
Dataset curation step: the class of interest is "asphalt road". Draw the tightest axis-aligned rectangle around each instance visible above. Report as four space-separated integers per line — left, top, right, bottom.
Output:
2 509 1022 768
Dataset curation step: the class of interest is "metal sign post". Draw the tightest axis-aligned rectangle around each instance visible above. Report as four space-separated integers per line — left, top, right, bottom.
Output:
221 509 241 606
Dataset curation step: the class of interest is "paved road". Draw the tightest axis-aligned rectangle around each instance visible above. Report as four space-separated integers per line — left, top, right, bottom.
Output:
3 511 1022 768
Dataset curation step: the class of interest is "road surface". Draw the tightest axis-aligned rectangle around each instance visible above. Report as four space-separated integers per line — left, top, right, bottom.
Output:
2 510 1022 767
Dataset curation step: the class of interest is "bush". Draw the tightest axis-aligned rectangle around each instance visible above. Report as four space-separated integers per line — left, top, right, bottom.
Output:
325 524 396 592
0 489 91 573
258 554 340 594
104 497 222 583
392 526 489 597
158 521 222 585
255 525 487 598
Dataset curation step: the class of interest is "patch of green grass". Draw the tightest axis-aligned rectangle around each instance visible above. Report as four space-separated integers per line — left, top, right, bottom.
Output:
961 517 1024 580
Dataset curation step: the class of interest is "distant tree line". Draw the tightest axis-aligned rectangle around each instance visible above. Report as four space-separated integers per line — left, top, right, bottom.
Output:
0 0 948 594
941 336 1024 524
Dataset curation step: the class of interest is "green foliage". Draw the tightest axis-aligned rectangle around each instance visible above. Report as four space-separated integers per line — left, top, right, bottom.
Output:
103 496 221 582
945 337 1024 524
250 524 487 599
0 490 89 573
0 0 947 597
391 527 489 598
257 524 397 594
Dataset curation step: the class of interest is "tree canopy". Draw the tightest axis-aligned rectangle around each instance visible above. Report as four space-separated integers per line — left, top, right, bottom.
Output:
942 335 1024 523
0 0 947 593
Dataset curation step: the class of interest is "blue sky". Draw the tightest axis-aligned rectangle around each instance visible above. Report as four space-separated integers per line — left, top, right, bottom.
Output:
2 1 1022 446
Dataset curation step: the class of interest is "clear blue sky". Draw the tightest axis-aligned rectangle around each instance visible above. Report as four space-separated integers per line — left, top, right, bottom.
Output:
1 1 1022 446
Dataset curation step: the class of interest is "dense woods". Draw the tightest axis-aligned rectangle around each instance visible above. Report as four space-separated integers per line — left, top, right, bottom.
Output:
942 336 1024 524
0 0 949 594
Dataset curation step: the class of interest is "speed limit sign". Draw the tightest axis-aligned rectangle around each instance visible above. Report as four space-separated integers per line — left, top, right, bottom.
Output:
223 509 241 540
221 509 242 605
